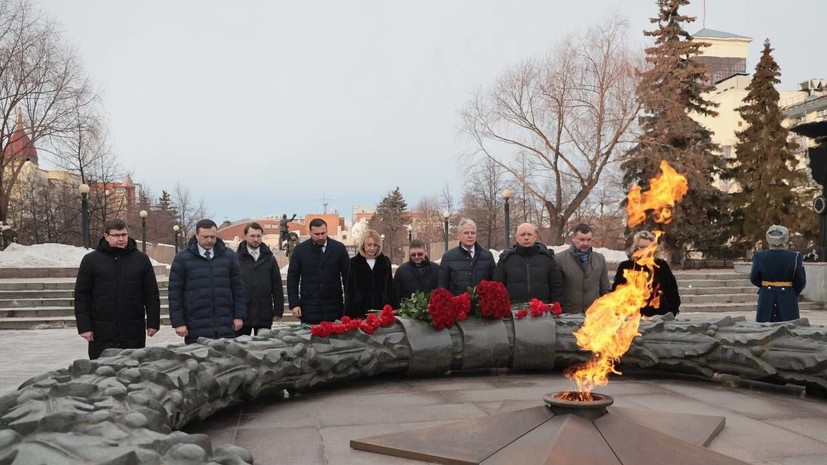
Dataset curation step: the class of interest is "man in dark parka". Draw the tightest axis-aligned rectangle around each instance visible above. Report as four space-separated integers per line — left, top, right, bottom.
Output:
494 223 563 304
287 218 350 324
750 225 806 322
394 239 439 302
169 219 246 344
236 222 283 335
74 218 160 359
438 218 496 295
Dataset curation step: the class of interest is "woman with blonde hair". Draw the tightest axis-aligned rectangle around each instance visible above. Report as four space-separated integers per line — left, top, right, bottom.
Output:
345 229 395 318
611 230 681 316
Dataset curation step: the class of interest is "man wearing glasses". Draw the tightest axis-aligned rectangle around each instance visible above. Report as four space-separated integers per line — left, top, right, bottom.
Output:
74 218 161 359
394 239 439 302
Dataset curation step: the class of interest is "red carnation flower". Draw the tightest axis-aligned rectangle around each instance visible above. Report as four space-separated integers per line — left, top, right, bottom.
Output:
551 301 562 316
515 309 528 319
360 321 377 335
379 305 396 326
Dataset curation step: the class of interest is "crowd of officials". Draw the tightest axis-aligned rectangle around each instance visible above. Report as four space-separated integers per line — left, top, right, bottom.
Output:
74 217 805 359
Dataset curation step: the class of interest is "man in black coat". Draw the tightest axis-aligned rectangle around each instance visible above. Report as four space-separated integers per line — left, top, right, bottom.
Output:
394 239 439 302
287 218 350 324
438 218 496 295
236 222 284 335
74 218 160 359
494 223 563 304
169 219 246 344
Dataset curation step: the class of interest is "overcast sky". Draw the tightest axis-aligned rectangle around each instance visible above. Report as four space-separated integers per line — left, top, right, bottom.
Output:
34 0 827 223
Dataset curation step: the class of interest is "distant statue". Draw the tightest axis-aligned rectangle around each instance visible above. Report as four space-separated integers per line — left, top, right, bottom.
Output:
285 232 299 257
350 218 369 246
280 214 296 247
0 222 17 250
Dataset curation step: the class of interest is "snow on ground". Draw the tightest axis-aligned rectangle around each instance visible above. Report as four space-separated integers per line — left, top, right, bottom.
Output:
548 245 628 263
0 243 161 267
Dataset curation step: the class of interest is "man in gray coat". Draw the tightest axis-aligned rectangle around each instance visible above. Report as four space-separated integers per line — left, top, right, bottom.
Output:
557 223 609 313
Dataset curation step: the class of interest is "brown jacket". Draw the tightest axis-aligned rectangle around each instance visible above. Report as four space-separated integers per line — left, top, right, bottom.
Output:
557 246 610 313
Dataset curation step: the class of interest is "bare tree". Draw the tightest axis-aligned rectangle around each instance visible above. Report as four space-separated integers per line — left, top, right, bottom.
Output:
462 17 639 245
0 0 93 224
412 194 445 253
459 157 507 249
440 183 454 215
173 182 209 239
10 170 80 245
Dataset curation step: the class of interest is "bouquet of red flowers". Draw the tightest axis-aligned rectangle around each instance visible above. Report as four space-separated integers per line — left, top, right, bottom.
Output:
514 298 563 320
428 288 470 330
309 305 396 338
471 280 511 319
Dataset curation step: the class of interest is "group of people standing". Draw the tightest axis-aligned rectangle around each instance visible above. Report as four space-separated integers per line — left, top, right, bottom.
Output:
288 218 680 325
75 218 283 358
74 216 806 360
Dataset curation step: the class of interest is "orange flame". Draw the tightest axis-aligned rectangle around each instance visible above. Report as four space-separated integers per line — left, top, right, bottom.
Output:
564 160 687 400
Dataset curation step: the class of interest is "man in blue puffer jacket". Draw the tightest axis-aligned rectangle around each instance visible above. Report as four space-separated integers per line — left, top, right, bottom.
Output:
169 219 247 344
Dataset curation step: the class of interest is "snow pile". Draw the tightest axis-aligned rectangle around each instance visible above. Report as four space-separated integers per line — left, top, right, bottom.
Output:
0 243 161 267
548 245 628 263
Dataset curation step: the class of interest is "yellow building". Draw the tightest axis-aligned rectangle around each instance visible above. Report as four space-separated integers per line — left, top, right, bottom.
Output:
689 28 823 191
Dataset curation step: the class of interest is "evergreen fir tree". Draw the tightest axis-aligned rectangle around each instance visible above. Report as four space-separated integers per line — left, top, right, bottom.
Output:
369 187 410 264
731 39 811 249
622 0 727 259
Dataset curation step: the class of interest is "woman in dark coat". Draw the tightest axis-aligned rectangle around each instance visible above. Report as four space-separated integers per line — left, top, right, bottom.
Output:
750 224 806 322
612 230 680 317
345 229 395 318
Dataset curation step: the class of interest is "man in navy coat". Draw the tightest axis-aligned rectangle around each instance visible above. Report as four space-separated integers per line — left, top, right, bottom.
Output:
169 219 246 343
287 218 350 324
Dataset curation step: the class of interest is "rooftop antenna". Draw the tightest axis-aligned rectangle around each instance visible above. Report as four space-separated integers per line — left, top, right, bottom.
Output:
317 192 333 214
703 0 706 28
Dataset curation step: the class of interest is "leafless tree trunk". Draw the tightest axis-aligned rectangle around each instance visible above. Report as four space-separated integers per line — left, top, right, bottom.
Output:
173 182 209 239
412 194 445 254
0 0 93 225
459 157 507 249
462 17 639 245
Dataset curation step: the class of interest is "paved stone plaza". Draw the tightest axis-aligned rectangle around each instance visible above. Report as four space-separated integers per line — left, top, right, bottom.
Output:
2 312 827 465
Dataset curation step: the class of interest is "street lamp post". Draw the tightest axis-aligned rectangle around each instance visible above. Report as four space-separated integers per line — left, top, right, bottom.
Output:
406 224 413 248
79 183 90 248
173 225 180 254
442 211 450 253
103 189 111 222
502 189 513 249
139 210 148 253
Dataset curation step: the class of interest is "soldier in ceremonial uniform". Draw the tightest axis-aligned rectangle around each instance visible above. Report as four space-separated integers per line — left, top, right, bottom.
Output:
749 225 807 322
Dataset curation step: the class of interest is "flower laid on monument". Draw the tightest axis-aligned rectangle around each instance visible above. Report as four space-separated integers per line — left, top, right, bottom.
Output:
426 288 469 330
396 280 517 329
470 280 511 319
309 305 396 337
514 298 562 319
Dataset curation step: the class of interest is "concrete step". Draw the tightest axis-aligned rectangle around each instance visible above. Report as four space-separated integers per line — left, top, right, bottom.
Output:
0 306 170 318
0 288 169 300
680 301 826 313
0 280 170 291
676 279 752 288
673 271 744 280
0 295 173 308
0 289 76 299
680 286 755 295
680 294 757 304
